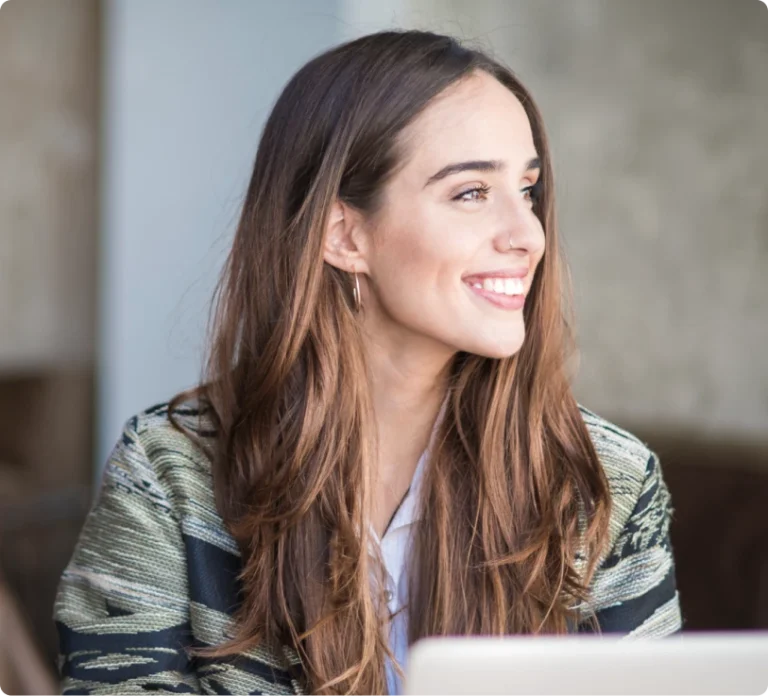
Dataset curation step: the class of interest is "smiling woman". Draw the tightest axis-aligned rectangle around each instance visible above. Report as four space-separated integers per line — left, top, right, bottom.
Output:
322 69 546 375
53 29 681 696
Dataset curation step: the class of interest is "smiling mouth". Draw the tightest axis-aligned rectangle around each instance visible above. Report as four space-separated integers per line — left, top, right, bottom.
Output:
463 278 526 311
465 276 525 297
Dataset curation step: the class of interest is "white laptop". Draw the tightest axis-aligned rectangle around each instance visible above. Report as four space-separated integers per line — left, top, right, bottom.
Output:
404 632 768 695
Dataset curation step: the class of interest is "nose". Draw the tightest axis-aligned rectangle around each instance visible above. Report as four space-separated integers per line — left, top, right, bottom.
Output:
492 197 544 255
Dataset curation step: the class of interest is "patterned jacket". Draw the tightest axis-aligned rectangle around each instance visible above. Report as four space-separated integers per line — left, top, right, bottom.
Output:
53 401 682 694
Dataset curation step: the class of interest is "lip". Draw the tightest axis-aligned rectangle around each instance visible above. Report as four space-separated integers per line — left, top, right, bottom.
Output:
462 267 529 282
464 281 526 311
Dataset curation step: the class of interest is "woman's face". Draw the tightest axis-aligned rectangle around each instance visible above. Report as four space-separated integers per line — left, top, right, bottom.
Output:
354 70 546 361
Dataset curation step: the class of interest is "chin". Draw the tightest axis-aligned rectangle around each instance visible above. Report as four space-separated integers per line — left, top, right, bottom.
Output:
461 333 525 361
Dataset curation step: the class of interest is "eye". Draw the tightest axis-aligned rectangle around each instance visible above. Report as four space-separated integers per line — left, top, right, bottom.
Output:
521 180 543 205
453 184 491 203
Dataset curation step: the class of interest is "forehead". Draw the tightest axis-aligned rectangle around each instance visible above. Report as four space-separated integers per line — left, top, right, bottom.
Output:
397 71 537 176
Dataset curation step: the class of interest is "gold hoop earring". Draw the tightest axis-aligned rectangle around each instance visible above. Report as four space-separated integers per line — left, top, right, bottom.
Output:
352 270 362 312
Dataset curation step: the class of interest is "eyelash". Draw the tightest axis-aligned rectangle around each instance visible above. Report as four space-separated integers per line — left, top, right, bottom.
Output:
453 184 491 203
453 181 542 204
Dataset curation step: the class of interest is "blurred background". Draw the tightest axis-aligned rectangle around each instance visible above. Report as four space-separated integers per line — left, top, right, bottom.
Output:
0 0 766 692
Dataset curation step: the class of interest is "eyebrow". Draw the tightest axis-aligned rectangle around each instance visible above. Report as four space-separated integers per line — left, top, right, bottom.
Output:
423 156 541 187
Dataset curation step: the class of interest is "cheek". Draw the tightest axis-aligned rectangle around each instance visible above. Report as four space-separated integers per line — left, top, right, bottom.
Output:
373 214 467 288
382 235 434 275
368 219 472 326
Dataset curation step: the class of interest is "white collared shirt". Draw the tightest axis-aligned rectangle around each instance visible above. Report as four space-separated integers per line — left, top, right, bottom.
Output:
370 446 429 695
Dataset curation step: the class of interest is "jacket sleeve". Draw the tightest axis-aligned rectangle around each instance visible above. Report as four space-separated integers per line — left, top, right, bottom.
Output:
53 417 201 694
580 450 683 637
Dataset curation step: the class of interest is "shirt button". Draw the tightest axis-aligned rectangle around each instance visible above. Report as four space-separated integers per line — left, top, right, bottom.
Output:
385 590 394 602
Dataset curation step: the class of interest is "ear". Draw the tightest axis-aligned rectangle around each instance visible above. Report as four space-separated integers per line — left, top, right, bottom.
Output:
322 200 371 275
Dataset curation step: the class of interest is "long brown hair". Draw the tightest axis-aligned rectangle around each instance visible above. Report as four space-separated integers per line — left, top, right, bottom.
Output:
169 29 611 695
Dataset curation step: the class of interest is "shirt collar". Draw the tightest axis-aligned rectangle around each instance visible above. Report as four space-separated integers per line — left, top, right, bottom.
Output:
385 447 428 535
383 394 449 535
374 395 448 537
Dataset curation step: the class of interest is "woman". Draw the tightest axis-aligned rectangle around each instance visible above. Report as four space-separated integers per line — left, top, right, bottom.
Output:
54 29 681 695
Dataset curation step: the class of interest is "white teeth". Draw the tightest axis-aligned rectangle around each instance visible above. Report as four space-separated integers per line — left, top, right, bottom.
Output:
474 277 524 296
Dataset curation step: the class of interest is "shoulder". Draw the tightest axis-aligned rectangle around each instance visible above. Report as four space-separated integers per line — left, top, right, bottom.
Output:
104 396 220 523
128 396 214 444
575 404 680 634
118 396 214 470
578 402 656 503
576 403 671 567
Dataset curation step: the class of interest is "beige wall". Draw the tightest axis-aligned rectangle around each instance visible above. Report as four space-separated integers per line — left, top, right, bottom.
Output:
399 0 768 440
0 0 98 371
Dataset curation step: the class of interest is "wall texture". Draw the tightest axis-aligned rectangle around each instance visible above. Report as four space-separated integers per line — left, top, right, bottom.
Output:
402 0 768 440
0 0 98 371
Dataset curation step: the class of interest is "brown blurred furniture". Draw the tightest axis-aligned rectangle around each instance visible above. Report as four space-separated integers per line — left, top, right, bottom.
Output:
0 372 94 694
636 427 768 631
0 575 58 696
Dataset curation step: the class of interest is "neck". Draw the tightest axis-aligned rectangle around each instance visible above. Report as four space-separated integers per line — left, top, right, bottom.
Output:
365 333 454 484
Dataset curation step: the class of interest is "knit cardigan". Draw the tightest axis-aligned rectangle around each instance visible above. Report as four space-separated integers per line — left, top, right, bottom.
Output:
53 401 682 694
